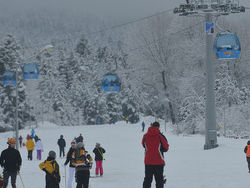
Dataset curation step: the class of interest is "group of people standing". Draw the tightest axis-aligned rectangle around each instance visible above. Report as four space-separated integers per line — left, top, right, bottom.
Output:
62 140 105 188
39 133 106 188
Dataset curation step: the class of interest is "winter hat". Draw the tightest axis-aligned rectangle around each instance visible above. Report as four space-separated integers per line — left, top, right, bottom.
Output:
247 140 250 145
48 151 56 158
71 141 76 146
77 142 84 149
96 142 101 147
7 138 16 144
151 122 160 127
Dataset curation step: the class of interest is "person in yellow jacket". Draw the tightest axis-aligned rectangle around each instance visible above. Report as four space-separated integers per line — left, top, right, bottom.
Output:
125 116 129 124
71 142 93 188
26 138 35 160
244 140 250 173
39 151 60 188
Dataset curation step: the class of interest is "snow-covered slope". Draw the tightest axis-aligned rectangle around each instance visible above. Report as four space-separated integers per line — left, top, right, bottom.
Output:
0 118 249 188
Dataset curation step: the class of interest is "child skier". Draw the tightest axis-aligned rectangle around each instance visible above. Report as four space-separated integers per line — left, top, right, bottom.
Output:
36 138 44 160
39 151 60 188
93 143 105 176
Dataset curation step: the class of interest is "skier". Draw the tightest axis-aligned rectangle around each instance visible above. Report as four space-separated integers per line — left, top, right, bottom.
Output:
57 135 66 158
76 134 83 144
71 142 93 188
18 136 23 148
142 122 169 188
26 137 35 160
0 138 22 188
64 141 76 188
142 121 145 132
125 116 129 124
36 138 44 160
39 151 60 188
244 140 250 172
26 134 31 141
34 135 39 143
93 143 105 176
31 128 35 139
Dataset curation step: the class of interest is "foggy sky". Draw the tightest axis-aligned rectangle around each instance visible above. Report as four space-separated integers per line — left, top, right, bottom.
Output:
0 0 180 21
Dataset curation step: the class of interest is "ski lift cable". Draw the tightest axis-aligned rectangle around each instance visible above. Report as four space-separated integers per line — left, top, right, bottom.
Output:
214 16 231 33
125 21 204 53
24 8 173 51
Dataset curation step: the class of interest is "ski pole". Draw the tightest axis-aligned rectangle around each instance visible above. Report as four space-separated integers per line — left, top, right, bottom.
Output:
18 173 26 188
64 165 67 188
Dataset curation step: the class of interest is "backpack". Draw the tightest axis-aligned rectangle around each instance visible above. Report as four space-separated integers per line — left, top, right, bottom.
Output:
159 134 168 153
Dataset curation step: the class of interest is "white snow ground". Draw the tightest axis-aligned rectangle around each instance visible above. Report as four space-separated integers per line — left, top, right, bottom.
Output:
0 117 249 188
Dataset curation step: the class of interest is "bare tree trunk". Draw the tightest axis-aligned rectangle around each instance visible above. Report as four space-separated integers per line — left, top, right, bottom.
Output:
161 71 176 124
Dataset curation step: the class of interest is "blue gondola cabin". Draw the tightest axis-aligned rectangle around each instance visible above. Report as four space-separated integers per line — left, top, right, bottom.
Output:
23 63 39 79
3 72 16 86
102 74 121 93
214 33 241 59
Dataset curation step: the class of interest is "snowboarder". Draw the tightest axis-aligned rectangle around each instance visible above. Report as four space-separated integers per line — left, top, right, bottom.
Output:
244 140 250 172
36 138 44 160
26 137 35 160
142 122 169 188
57 135 66 158
0 138 22 188
64 141 76 188
71 142 93 188
18 135 23 148
142 121 145 132
93 143 105 176
39 151 60 188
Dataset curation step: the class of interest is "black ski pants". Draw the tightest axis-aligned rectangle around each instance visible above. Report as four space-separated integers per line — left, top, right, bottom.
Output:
143 164 164 188
45 174 59 188
75 169 90 188
59 147 65 157
2 169 17 188
28 150 33 160
247 157 250 172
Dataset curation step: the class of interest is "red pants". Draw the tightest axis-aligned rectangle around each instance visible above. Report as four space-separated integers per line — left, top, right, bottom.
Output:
95 160 103 175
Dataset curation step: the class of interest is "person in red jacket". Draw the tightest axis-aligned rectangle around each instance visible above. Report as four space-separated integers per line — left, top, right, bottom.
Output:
142 122 169 188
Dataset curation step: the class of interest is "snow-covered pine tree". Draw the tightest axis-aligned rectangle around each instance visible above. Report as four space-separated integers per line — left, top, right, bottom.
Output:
0 34 31 130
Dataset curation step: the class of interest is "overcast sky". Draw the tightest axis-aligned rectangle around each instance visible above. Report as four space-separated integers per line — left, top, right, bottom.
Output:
0 0 180 21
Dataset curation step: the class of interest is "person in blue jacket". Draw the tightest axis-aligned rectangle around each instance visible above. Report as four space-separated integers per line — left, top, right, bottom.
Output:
142 121 145 132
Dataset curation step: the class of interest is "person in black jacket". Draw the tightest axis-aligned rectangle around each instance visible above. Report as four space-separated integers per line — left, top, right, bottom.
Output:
76 134 83 144
93 143 105 176
64 141 76 188
57 135 66 158
0 138 22 188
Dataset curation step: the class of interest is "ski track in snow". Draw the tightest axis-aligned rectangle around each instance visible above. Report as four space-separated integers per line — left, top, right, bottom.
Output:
0 118 250 188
